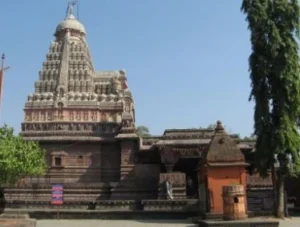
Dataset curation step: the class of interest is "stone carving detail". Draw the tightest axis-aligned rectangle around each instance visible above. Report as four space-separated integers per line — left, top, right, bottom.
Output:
125 103 130 113
159 146 204 164
22 4 136 143
159 173 186 186
121 154 130 165
122 119 134 128
21 122 119 136
170 147 204 156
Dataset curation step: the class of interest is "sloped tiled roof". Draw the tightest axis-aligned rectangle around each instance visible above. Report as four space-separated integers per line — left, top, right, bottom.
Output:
205 121 245 163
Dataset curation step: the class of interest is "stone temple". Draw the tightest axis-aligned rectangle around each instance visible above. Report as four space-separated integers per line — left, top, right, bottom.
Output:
3 3 290 217
22 4 137 188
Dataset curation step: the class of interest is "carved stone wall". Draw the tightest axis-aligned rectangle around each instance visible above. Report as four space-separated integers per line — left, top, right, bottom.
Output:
134 164 160 199
23 109 122 123
41 142 102 183
100 143 120 182
21 122 119 138
120 140 137 181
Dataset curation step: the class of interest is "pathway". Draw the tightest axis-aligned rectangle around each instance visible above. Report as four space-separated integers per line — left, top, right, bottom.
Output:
36 217 300 227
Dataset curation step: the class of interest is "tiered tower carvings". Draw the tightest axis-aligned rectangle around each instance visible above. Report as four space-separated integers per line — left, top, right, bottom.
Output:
21 3 135 141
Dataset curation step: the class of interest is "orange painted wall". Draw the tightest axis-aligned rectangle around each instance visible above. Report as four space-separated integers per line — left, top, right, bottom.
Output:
207 166 246 214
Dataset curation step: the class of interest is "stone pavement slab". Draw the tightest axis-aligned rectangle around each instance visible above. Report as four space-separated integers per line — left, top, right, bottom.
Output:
36 217 300 227
0 219 36 227
36 220 195 227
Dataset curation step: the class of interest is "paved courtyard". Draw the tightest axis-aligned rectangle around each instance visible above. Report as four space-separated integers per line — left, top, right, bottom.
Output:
35 217 300 227
36 219 195 227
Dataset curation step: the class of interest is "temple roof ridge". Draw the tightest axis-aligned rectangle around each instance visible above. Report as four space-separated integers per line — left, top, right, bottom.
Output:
205 120 246 164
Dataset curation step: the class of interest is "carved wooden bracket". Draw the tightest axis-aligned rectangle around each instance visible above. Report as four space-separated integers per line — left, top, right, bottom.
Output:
159 146 205 164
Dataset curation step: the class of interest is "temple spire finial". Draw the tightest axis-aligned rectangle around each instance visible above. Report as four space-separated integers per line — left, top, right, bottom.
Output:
66 1 78 19
215 120 225 132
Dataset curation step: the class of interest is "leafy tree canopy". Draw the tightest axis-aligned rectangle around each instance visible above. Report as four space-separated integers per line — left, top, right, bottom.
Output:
136 125 151 137
0 125 46 186
241 0 300 177
241 0 300 218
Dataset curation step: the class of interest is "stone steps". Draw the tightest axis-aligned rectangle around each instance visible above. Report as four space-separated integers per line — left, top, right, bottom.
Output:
0 211 36 227
0 219 37 227
0 213 30 219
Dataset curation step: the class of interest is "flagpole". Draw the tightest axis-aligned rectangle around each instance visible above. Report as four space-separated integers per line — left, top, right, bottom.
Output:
0 54 4 121
0 53 10 121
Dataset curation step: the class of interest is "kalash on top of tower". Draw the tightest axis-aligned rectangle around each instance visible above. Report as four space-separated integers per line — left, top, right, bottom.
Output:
21 2 136 141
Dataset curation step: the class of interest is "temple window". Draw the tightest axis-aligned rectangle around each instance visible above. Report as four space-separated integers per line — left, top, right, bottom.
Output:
91 111 97 121
83 111 89 121
69 111 74 121
76 111 81 121
54 157 62 166
51 151 66 168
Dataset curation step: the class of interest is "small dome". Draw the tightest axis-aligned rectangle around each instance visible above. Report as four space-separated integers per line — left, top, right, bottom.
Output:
55 15 86 35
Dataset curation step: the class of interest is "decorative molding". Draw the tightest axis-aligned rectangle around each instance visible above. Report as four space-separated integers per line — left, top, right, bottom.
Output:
158 146 205 164
21 122 120 137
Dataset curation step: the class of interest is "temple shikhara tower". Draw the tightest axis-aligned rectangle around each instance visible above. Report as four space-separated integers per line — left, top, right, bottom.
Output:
23 4 135 140
21 3 137 188
4 2 281 218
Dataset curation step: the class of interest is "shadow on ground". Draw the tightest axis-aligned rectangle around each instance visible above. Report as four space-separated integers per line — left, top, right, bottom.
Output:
136 219 197 226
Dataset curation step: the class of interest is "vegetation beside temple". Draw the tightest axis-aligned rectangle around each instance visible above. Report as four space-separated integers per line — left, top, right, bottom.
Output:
241 0 300 218
136 125 151 137
0 125 46 186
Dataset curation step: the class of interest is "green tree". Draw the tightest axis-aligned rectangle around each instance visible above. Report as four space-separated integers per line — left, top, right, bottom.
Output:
136 125 151 137
206 124 217 130
241 0 300 217
199 124 217 130
243 135 257 140
0 125 46 186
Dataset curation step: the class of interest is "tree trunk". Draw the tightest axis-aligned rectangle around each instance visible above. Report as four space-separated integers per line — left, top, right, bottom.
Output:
275 171 285 218
0 188 5 215
271 164 277 216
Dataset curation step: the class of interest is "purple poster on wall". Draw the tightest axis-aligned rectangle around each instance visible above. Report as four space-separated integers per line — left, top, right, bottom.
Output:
51 184 64 205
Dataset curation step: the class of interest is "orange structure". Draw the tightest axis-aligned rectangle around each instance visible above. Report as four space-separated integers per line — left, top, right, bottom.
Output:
222 185 247 220
198 121 248 214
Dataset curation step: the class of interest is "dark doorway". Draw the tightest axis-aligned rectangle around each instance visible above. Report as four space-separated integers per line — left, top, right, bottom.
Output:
173 158 200 199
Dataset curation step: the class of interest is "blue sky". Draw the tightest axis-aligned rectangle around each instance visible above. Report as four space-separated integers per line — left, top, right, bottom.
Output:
0 0 253 137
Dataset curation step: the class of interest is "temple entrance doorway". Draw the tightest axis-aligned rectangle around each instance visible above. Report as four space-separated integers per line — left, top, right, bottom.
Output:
173 158 199 199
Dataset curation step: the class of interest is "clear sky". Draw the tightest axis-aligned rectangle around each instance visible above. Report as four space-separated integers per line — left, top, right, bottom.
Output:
0 0 254 137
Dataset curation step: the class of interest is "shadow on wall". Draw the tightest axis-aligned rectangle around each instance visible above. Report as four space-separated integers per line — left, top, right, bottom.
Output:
75 140 161 204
